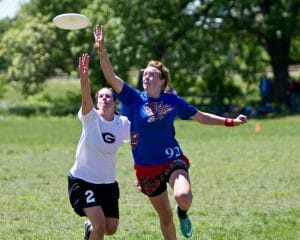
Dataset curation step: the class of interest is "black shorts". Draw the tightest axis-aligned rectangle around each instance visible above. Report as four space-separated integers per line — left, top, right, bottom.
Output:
68 175 120 218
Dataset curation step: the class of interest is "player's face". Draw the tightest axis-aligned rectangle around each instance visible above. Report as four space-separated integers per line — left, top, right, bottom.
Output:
143 66 165 97
97 88 115 112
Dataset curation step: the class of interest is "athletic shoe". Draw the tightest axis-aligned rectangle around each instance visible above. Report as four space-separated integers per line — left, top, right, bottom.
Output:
84 221 92 240
176 206 192 238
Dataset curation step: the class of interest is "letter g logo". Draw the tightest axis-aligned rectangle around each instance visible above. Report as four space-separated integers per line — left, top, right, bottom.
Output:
102 132 116 143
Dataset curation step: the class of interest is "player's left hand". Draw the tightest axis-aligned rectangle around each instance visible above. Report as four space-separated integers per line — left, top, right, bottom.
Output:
234 114 247 126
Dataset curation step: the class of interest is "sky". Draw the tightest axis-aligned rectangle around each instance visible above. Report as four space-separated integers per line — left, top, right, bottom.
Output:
0 0 29 19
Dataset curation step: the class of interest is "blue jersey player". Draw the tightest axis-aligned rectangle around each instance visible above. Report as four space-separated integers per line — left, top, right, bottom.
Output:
94 25 247 239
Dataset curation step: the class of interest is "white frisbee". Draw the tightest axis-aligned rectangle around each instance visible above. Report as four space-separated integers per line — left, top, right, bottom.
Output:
53 13 89 30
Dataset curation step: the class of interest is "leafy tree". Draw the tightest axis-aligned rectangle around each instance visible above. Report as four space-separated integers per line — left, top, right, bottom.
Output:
20 0 89 74
76 0 269 103
2 0 300 108
78 0 246 100
0 0 90 95
0 18 12 71
0 13 55 95
86 0 299 106
197 0 300 104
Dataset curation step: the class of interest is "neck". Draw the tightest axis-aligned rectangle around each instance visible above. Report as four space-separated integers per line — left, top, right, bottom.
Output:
147 91 161 98
99 110 114 121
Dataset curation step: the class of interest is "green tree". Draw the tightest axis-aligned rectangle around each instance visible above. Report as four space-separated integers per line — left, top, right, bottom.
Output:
22 0 89 73
2 0 300 107
0 0 89 95
83 0 299 106
0 13 55 95
0 18 12 71
79 0 246 100
198 0 300 104
75 0 270 103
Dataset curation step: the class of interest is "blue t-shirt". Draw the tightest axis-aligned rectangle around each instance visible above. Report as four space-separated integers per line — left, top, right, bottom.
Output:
115 83 198 166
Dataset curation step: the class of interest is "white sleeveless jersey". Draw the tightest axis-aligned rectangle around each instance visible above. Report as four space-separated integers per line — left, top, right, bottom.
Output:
70 108 130 184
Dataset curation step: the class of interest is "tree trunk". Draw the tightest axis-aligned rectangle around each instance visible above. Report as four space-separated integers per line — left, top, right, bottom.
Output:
270 61 289 105
265 36 290 105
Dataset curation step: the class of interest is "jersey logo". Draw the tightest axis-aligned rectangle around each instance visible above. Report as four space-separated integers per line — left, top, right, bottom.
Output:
144 101 173 122
102 132 116 143
130 132 140 150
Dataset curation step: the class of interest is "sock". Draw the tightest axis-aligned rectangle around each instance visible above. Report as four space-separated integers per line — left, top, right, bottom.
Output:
177 206 187 219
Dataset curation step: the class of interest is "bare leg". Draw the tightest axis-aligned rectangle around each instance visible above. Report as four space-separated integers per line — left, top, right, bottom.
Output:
169 169 193 238
105 217 119 235
149 190 177 240
83 206 106 240
169 169 193 211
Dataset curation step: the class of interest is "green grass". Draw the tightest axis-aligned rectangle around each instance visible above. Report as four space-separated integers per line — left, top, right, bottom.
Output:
2 77 80 103
0 78 81 116
0 116 299 239
42 78 81 99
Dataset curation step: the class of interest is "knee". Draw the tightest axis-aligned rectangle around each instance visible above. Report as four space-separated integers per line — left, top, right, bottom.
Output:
175 192 193 209
105 224 118 235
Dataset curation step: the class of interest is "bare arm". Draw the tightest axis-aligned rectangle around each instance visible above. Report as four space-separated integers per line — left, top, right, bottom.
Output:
191 111 247 126
78 53 93 115
94 25 124 93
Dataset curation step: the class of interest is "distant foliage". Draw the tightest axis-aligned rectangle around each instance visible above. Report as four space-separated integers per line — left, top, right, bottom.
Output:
0 0 299 107
6 91 81 116
0 14 55 95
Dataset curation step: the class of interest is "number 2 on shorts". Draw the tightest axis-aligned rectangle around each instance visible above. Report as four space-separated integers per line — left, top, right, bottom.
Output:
85 190 95 203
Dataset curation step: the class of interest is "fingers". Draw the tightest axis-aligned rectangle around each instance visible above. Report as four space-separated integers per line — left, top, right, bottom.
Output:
94 24 104 40
237 114 247 123
93 26 99 40
82 53 89 65
96 24 104 33
134 179 142 192
233 114 247 126
240 114 247 121
78 53 89 72
94 25 99 37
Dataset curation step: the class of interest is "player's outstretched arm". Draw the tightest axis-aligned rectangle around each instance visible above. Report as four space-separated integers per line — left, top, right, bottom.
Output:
191 111 247 127
78 53 93 115
94 25 124 93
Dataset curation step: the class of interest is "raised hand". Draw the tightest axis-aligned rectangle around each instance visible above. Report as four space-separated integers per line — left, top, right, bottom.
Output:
78 53 89 80
93 25 105 52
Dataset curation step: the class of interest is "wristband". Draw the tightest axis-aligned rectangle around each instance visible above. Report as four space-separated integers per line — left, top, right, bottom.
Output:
224 118 234 127
97 49 107 55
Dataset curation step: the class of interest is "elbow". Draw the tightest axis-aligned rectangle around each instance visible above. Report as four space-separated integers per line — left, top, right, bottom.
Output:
192 111 204 123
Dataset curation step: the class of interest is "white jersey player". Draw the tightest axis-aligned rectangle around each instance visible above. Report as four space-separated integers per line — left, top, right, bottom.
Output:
68 53 130 240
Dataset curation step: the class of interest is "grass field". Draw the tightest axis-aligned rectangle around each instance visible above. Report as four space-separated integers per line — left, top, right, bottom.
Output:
0 116 299 239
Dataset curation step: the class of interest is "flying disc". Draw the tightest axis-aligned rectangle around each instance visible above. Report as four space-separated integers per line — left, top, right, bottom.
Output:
53 13 89 30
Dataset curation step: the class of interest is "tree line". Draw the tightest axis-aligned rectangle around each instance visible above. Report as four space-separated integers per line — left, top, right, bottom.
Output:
0 0 299 107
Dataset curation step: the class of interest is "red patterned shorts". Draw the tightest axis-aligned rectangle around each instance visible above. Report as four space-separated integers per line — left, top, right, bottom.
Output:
134 156 190 197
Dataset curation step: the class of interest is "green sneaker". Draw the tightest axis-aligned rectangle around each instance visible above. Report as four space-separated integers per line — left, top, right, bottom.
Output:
176 206 192 238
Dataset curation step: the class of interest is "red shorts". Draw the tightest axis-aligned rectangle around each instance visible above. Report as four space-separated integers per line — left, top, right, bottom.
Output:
134 156 190 197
